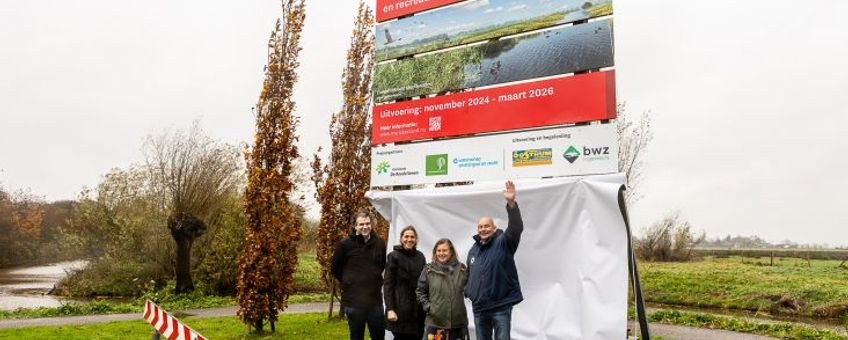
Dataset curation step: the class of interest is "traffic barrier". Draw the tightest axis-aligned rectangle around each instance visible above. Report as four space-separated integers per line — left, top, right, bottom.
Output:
143 300 206 340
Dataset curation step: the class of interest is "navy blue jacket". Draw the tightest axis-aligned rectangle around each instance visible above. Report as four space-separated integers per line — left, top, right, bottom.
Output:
464 202 524 313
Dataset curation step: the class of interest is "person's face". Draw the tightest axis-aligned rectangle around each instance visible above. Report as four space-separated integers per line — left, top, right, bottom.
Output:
477 217 496 242
435 243 452 263
401 230 416 250
355 217 372 236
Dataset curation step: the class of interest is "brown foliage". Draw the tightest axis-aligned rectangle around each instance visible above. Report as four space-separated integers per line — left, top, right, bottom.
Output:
236 0 306 332
0 188 45 267
311 2 387 314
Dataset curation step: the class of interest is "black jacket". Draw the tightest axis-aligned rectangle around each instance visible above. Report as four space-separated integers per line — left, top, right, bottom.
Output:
383 245 426 335
464 202 524 313
331 231 387 308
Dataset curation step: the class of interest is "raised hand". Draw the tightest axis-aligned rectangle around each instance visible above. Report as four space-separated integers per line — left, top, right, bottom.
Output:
504 180 516 207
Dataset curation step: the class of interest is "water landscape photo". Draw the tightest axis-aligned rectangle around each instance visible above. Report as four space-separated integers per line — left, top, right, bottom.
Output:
376 0 612 61
373 19 614 103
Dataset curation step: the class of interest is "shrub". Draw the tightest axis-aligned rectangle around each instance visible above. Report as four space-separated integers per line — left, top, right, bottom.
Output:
635 212 704 261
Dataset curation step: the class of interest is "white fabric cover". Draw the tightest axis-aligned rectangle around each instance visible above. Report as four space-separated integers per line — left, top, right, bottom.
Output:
367 174 628 340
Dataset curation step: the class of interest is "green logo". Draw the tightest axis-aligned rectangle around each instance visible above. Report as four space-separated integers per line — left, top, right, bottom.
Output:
425 154 448 176
563 146 580 164
376 161 390 174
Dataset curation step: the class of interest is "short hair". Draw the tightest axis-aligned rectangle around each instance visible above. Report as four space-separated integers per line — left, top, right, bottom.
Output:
432 238 457 262
352 209 371 227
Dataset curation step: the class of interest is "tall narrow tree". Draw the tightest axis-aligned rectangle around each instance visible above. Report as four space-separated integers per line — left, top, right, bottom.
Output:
312 1 387 318
236 0 306 332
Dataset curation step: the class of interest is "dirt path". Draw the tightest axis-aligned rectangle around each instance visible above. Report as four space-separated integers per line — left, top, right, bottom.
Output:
0 302 780 339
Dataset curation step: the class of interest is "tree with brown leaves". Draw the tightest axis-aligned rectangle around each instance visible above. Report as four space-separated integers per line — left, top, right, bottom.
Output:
311 1 387 318
236 0 306 332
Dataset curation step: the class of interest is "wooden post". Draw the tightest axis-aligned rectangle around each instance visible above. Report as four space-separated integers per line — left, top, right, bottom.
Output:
770 251 774 266
151 330 161 340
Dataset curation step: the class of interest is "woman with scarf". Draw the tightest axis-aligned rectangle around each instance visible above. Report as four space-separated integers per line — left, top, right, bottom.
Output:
383 225 427 340
416 238 469 340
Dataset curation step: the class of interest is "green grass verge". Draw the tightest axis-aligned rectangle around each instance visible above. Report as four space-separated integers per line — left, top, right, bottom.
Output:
640 256 848 319
0 293 329 321
1 309 840 340
650 309 848 340
0 313 348 340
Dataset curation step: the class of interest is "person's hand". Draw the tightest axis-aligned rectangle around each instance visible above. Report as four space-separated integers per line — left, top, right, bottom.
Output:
387 310 398 322
504 180 516 207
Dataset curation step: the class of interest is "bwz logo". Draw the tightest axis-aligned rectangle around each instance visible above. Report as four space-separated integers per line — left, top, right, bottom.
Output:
563 145 610 163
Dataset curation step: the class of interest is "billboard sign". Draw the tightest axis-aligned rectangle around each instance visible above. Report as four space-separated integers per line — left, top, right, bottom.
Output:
372 70 616 144
370 123 618 186
376 0 465 22
373 19 614 103
376 0 612 61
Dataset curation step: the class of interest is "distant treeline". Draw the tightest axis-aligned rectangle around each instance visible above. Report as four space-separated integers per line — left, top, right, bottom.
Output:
695 248 848 261
0 188 77 268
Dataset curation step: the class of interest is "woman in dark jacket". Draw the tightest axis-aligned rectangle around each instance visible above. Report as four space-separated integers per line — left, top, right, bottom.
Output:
416 238 468 340
383 225 426 340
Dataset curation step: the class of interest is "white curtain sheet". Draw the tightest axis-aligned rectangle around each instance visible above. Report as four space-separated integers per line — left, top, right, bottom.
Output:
367 174 628 340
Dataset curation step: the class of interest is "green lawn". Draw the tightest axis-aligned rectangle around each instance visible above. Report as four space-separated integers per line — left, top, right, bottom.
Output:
0 313 348 339
640 256 848 319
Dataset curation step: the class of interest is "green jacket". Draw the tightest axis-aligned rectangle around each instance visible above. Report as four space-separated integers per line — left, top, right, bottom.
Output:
415 259 468 329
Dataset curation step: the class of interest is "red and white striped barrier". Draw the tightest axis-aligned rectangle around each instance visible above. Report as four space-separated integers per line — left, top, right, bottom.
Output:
143 300 206 340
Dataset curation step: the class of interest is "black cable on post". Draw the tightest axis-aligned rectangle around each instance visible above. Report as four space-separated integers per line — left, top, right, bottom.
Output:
618 186 650 340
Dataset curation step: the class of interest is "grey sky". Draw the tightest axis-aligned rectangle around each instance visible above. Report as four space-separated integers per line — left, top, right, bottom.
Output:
1 0 846 245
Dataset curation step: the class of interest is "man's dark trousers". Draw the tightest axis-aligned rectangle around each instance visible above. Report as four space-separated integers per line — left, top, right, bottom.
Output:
344 304 385 340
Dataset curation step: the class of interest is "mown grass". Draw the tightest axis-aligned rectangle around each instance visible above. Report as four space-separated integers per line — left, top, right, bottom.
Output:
0 313 349 340
640 256 848 320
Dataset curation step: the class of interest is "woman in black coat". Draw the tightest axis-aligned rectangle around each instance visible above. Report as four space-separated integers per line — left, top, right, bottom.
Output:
383 225 426 340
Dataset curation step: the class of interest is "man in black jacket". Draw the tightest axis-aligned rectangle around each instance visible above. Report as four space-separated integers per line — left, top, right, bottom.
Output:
465 181 524 340
332 210 387 340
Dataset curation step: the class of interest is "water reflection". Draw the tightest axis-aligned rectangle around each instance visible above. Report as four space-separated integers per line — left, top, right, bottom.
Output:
0 260 87 310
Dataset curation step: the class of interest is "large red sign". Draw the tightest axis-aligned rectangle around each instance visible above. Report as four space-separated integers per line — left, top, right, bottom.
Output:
376 0 464 22
372 70 616 145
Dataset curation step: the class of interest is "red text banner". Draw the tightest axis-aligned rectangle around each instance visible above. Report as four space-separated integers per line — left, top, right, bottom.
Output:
376 0 464 22
372 70 616 145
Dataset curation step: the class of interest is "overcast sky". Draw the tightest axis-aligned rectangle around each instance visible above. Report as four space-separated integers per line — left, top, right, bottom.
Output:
1 0 846 245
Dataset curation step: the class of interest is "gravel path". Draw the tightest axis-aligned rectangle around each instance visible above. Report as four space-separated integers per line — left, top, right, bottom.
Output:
0 302 780 339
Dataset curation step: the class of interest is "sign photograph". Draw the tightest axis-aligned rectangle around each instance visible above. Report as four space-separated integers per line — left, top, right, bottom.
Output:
376 0 612 61
373 19 614 103
372 70 616 144
370 123 618 186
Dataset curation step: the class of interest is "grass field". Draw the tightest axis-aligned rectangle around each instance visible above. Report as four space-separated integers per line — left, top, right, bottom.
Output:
0 313 349 340
640 256 848 320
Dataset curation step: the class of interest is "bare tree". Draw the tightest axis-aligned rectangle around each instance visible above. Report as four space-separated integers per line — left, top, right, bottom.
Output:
144 123 241 293
236 0 306 332
635 212 705 261
312 1 387 319
616 104 654 205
